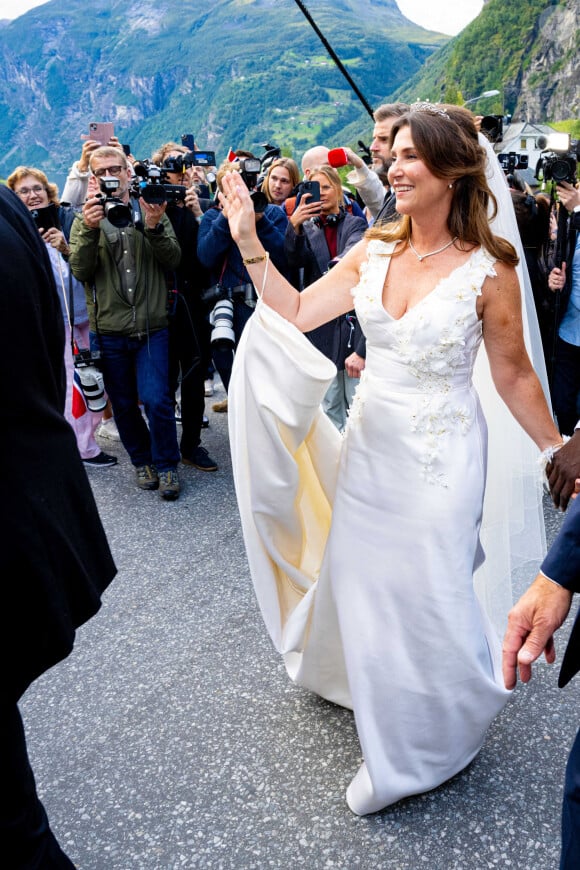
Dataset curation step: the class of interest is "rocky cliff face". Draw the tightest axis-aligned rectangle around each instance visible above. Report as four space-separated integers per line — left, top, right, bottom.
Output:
392 0 578 129
517 0 579 120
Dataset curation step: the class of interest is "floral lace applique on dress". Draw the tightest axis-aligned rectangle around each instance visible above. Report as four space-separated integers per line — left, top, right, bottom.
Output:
349 242 497 484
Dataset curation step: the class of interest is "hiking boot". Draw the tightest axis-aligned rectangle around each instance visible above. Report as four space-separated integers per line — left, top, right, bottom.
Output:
158 469 180 501
212 397 228 413
135 464 159 490
182 445 218 472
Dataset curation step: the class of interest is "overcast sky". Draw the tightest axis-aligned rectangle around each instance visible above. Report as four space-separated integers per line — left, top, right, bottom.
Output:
2 0 484 36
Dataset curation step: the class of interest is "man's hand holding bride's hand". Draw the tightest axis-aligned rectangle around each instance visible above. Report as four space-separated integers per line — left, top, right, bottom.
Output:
547 430 580 510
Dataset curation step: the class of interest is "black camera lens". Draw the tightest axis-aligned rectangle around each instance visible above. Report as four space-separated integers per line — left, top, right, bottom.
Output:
552 159 574 183
104 201 132 228
139 183 167 205
249 190 268 213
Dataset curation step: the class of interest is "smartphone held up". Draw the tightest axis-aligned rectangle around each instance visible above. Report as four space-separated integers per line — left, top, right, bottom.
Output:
81 122 115 146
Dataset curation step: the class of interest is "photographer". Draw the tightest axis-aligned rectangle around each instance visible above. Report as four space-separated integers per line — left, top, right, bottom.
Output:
150 142 217 472
69 146 183 500
261 157 300 207
61 134 126 208
197 158 289 397
547 180 580 435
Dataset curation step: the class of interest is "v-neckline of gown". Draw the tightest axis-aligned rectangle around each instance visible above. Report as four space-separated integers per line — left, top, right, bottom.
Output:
380 244 481 323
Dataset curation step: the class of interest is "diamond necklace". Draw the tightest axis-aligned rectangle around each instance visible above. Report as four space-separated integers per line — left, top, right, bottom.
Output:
408 236 457 262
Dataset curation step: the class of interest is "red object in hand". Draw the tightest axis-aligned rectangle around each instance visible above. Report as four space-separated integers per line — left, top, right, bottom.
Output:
328 148 349 168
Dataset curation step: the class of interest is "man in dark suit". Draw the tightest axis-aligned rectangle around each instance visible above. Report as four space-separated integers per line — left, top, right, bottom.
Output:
0 185 116 867
503 493 580 869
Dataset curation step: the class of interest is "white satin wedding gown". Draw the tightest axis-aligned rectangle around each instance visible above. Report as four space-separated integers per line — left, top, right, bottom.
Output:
229 239 543 815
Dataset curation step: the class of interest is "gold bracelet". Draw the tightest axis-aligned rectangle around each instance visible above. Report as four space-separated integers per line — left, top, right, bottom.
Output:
243 254 267 265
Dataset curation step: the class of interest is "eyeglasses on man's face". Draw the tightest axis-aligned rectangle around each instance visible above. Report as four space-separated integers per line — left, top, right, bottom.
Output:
15 185 46 197
92 165 125 178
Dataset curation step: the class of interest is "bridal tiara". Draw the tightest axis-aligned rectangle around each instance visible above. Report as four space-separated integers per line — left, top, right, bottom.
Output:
410 101 450 120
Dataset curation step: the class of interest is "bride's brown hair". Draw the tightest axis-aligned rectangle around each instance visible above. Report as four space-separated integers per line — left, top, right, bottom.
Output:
367 105 519 266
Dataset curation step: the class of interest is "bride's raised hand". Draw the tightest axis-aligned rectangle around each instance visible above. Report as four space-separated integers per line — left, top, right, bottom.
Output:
219 172 257 247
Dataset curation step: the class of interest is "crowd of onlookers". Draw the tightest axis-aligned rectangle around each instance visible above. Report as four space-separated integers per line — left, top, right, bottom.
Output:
4 104 580 501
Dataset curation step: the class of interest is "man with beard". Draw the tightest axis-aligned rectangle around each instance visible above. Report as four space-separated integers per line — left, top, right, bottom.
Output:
327 103 409 380
340 102 409 224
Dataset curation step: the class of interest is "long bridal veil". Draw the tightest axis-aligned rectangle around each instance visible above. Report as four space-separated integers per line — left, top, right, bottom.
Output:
474 133 549 635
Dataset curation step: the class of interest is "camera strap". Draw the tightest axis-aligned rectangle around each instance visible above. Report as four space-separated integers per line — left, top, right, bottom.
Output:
66 261 78 357
215 257 228 294
131 197 144 233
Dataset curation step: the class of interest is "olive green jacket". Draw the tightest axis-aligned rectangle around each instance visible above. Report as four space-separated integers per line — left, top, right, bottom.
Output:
69 206 181 336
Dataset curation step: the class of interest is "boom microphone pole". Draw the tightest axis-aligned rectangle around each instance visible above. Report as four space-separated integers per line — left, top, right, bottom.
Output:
292 0 375 120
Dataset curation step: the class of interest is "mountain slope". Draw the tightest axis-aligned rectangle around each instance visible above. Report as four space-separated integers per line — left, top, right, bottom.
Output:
390 0 579 123
0 0 447 177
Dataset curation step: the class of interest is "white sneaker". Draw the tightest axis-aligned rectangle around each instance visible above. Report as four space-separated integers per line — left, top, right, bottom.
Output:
204 379 214 397
97 418 121 441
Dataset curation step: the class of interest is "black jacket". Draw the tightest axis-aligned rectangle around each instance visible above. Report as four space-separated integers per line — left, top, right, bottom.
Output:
284 212 368 367
0 187 116 703
542 491 580 687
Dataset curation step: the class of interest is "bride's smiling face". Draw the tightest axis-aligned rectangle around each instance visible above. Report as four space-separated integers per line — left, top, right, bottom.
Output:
387 126 453 216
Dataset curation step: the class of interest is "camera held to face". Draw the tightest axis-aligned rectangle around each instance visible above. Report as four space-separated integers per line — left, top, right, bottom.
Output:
238 158 269 213
96 176 133 228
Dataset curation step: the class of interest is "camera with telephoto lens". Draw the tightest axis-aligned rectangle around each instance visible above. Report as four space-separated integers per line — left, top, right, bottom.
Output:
73 348 107 412
238 158 268 212
96 176 133 228
535 133 579 186
498 152 529 174
209 298 235 350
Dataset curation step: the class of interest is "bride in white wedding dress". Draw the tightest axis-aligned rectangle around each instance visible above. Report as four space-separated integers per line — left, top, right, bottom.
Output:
221 105 561 815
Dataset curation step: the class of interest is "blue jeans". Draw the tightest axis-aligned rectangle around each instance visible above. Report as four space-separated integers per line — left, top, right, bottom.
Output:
91 329 180 471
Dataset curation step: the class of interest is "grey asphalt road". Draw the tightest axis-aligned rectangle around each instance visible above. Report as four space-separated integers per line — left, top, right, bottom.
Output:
22 387 578 870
